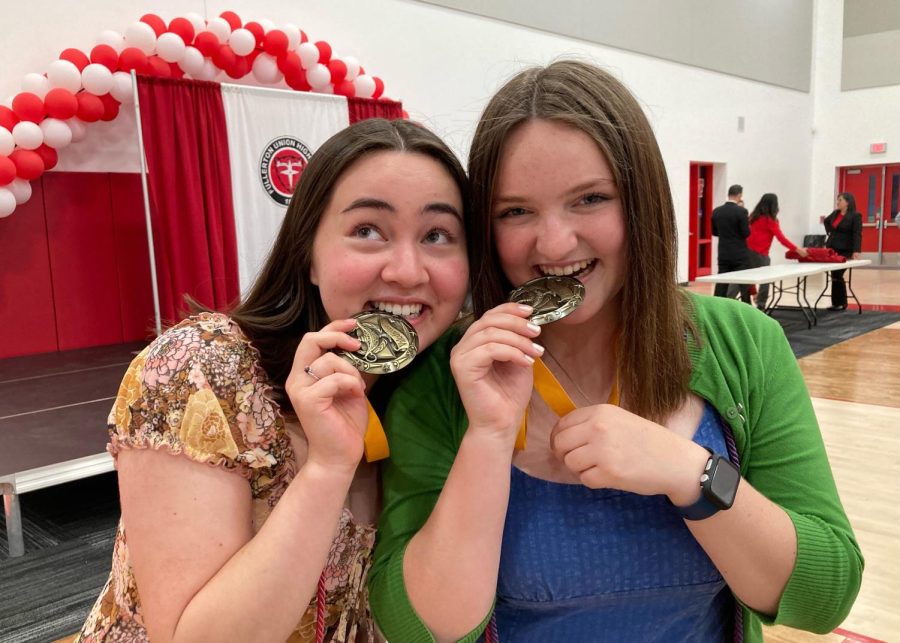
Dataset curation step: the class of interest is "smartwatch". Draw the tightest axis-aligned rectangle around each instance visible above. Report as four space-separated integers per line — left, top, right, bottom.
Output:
677 448 740 521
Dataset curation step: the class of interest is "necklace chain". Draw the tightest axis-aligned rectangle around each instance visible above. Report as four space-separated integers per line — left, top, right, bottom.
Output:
543 348 601 404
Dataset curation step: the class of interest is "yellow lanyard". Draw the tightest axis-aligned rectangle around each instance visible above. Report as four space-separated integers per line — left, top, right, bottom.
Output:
364 400 390 462
515 357 620 450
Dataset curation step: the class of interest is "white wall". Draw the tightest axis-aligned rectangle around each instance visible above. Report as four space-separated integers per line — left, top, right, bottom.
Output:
2 0 823 279
810 0 900 234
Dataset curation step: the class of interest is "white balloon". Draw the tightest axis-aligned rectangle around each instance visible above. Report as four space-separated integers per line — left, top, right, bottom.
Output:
297 42 319 70
8 178 33 205
179 47 205 76
22 73 50 99
12 121 43 150
282 23 301 50
316 83 335 95
206 17 232 43
110 72 134 104
39 118 72 149
258 19 275 33
252 53 282 84
229 28 256 56
184 12 207 37
0 188 16 218
47 60 83 93
124 21 157 55
81 63 114 95
306 63 331 90
343 56 361 81
156 32 187 63
353 74 376 99
193 59 219 81
97 29 125 53
0 126 14 156
66 118 86 143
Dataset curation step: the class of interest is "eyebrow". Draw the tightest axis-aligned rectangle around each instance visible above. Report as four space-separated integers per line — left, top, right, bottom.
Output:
341 198 462 220
493 178 616 205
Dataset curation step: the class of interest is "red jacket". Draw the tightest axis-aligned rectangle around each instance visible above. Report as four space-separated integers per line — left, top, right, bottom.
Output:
748 216 797 256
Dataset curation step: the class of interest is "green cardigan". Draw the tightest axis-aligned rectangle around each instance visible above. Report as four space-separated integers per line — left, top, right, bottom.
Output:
369 292 863 642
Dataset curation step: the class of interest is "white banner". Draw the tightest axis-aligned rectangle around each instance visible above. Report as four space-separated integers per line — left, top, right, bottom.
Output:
221 84 349 295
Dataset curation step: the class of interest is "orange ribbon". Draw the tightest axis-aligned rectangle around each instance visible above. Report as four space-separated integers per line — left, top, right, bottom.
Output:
515 357 620 450
364 400 390 462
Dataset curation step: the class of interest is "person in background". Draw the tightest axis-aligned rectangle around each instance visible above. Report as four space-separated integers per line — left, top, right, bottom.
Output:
75 118 472 643
747 193 808 312
368 60 862 643
711 184 752 303
823 192 862 311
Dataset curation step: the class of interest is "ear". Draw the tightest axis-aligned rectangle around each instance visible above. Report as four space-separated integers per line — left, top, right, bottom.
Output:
309 261 319 286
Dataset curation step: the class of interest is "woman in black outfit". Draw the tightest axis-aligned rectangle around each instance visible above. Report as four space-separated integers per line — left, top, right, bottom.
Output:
823 192 862 311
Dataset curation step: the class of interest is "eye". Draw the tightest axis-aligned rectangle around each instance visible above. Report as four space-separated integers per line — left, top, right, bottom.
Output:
495 206 529 219
579 193 609 206
423 228 455 245
352 224 385 241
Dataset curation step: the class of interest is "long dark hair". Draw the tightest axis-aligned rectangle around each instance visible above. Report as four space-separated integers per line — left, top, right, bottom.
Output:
749 193 780 224
467 60 693 422
837 192 858 216
218 118 471 408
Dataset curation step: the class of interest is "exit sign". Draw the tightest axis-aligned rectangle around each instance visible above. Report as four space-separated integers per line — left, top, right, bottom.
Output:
870 142 887 154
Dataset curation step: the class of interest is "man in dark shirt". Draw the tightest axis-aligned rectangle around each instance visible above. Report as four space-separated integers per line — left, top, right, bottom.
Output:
711 184 751 303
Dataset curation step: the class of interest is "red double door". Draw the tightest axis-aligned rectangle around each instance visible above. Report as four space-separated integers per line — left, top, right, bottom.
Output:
839 163 900 264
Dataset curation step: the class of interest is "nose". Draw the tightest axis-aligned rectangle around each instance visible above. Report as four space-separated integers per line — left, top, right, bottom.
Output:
381 241 428 288
534 210 578 260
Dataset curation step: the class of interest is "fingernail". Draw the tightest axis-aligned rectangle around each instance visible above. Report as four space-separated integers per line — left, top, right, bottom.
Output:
524 354 535 364
532 342 545 355
526 322 541 334
518 304 534 315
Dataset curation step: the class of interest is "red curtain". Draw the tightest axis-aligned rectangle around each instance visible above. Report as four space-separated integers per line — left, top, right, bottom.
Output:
348 97 404 123
136 76 239 322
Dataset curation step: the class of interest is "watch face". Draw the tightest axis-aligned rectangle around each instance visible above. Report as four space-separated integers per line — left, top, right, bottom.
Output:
709 456 740 509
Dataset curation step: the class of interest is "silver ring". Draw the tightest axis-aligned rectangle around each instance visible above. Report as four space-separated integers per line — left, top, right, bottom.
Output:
304 365 320 381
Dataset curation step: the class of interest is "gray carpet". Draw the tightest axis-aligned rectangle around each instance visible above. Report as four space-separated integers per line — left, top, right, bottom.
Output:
2 309 899 642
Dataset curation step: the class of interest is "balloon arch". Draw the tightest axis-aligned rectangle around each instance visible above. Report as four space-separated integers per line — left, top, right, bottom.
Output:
0 10 395 219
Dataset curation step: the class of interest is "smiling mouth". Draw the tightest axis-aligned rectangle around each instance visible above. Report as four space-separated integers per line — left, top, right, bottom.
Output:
538 259 597 279
368 301 425 320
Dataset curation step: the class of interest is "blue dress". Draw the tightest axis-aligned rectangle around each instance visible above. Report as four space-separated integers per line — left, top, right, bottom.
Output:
493 402 734 642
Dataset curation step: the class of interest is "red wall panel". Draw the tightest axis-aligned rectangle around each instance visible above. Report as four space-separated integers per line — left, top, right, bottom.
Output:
43 173 124 350
110 174 155 342
0 180 58 358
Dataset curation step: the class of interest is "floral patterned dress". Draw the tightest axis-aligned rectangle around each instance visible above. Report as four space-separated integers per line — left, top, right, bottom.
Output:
76 313 377 642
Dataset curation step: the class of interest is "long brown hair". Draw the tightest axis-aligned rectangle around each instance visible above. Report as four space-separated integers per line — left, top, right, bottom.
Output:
222 118 471 409
748 193 780 224
467 60 693 422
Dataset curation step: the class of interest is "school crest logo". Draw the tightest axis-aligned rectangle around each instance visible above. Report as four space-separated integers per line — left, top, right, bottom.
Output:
259 136 313 206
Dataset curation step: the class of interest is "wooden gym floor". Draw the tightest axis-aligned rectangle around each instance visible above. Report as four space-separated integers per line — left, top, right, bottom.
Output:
688 266 900 643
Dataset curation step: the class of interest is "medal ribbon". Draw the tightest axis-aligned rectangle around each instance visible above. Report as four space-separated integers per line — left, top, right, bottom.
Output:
365 399 390 462
515 357 620 450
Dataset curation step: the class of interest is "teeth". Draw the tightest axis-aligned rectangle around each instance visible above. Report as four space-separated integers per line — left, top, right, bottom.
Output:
539 260 594 276
372 301 423 318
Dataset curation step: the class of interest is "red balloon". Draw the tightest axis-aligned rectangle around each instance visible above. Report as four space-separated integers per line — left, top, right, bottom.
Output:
314 41 332 64
99 94 120 121
372 76 385 99
401 110 410 120
278 51 301 75
359 66 365 75
169 62 185 79
285 70 311 92
243 22 265 47
75 92 104 122
90 44 119 72
0 106 17 130
147 55 172 77
34 144 59 171
140 13 167 37
12 92 45 123
167 17 195 46
119 47 149 73
9 149 44 180
194 31 220 57
60 48 90 72
328 60 347 84
213 44 236 71
227 56 251 79
44 88 79 120
0 156 16 186
264 30 289 57
300 30 308 44
219 11 242 31
334 80 355 98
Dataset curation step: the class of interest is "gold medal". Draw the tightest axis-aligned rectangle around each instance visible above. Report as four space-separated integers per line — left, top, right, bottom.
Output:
340 311 419 374
508 275 584 325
